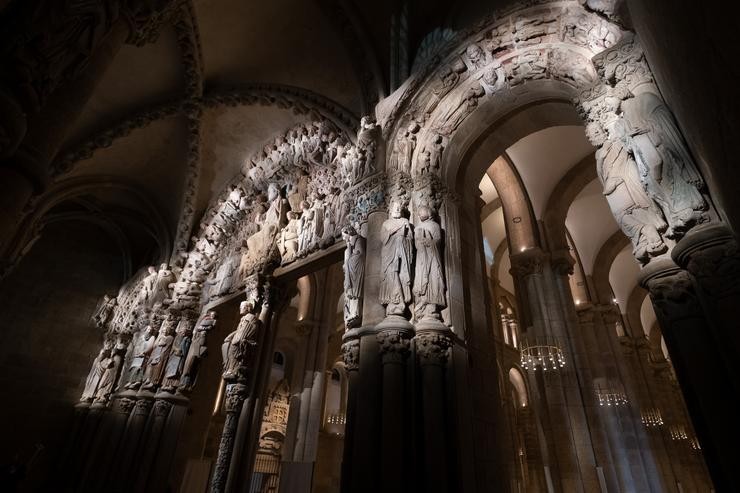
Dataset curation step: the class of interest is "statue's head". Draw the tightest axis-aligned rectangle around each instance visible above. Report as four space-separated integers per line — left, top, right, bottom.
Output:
390 201 404 219
160 263 168 271
341 225 357 242
417 205 432 222
148 266 157 275
466 43 483 61
267 183 279 201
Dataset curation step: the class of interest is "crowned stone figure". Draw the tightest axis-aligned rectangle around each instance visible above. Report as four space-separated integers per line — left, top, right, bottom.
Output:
413 205 447 324
379 201 414 318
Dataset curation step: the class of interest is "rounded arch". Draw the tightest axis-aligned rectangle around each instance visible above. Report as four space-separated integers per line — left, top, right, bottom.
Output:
508 366 529 408
592 231 630 305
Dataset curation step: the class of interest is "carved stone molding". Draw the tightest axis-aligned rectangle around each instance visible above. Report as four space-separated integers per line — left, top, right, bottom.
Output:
133 397 154 417
341 339 360 371
112 397 136 415
377 330 412 364
416 332 453 367
550 248 575 276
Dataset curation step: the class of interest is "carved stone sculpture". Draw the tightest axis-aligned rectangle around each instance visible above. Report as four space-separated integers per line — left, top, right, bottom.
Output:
151 264 175 306
243 183 290 272
434 85 484 136
222 300 262 382
124 325 156 390
81 340 112 402
594 107 668 263
137 266 158 308
279 211 300 261
93 337 126 403
211 254 238 298
355 116 379 179
161 315 194 392
92 294 117 329
141 314 176 390
413 206 446 321
619 91 708 239
342 226 365 329
389 122 419 174
379 201 414 317
180 311 217 392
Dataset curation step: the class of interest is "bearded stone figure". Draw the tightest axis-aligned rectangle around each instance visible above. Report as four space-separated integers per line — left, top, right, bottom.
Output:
124 325 156 390
180 311 217 392
222 300 261 382
342 226 365 328
379 201 414 317
620 91 708 239
94 337 126 403
413 206 446 322
141 314 176 391
81 341 112 402
161 316 194 392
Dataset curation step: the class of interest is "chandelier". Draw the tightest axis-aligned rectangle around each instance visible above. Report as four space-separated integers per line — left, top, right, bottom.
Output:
669 424 688 441
326 413 346 426
641 408 664 427
520 336 566 371
595 382 628 407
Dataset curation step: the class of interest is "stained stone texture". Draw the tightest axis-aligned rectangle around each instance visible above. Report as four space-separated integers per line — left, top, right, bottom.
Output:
0 221 123 492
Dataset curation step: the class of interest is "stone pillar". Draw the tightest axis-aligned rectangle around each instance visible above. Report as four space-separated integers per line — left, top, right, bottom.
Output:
211 383 248 493
133 398 173 491
147 393 190 493
416 330 453 493
111 394 153 493
641 258 740 492
339 338 359 493
377 328 412 493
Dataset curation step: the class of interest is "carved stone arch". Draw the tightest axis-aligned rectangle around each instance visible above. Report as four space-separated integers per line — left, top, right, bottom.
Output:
2 175 171 277
508 365 529 408
592 230 630 305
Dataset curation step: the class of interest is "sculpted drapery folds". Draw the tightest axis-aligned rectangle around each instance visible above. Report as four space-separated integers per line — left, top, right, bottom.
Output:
222 299 262 382
141 312 176 390
124 324 156 390
342 226 365 329
413 206 446 322
161 314 194 392
179 310 217 392
589 96 668 263
619 91 708 238
379 201 414 317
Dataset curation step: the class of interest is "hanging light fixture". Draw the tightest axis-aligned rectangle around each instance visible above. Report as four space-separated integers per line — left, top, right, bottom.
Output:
669 424 689 441
595 382 628 407
641 407 664 427
520 335 566 371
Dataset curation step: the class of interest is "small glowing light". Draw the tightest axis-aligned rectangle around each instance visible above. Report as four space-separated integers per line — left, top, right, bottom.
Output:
612 298 618 304
520 246 526 252
575 300 581 305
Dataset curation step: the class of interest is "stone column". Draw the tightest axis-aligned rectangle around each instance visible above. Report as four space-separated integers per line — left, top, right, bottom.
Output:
211 383 248 493
111 394 153 493
339 338 359 493
416 330 453 493
377 328 412 493
641 259 740 492
133 398 173 491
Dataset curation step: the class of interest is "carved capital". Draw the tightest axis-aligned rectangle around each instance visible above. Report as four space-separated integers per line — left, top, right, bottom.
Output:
645 270 700 323
134 398 153 416
592 33 653 91
224 383 248 413
674 226 740 300
112 397 136 415
550 249 575 276
341 340 360 371
509 248 546 278
377 330 412 364
416 332 453 367
152 399 173 418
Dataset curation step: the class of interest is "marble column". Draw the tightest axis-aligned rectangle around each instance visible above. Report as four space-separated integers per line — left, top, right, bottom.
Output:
641 258 740 492
377 328 412 493
416 330 453 493
211 383 248 493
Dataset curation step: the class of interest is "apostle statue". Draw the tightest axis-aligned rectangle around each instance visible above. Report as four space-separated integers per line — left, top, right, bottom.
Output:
244 183 290 270
619 91 708 239
141 313 176 391
222 300 262 382
379 201 414 317
279 211 300 261
81 341 112 402
93 336 127 403
342 226 365 329
179 311 218 392
413 206 447 321
161 315 194 392
124 325 156 390
137 266 158 308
